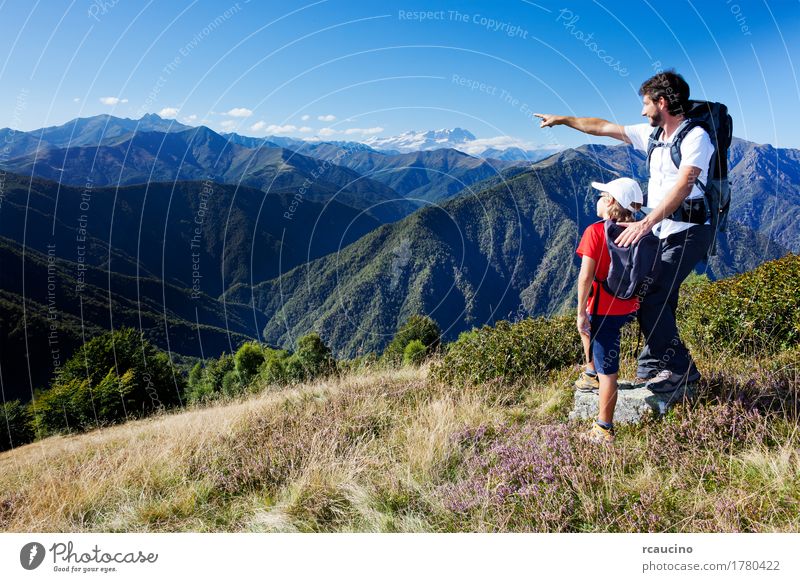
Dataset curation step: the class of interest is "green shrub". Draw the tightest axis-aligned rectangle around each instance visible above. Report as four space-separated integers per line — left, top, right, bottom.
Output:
185 370 215 403
680 254 800 355
382 315 441 366
403 339 427 366
234 341 265 385
294 333 337 380
32 370 137 435
285 354 307 383
221 370 242 397
429 315 581 387
0 400 35 451
337 352 380 375
185 353 235 404
258 348 291 386
188 362 204 391
33 329 184 435
52 328 183 408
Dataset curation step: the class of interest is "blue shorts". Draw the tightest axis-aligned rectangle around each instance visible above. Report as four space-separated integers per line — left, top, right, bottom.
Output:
589 313 635 375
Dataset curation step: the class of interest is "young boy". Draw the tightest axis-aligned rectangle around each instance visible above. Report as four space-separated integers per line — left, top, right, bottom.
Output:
575 177 643 443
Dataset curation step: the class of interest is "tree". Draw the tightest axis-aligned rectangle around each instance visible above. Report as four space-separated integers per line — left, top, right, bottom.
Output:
281 333 337 383
382 315 441 366
34 328 184 435
259 348 291 385
234 341 265 384
403 339 428 366
185 353 235 403
0 400 35 452
295 333 337 379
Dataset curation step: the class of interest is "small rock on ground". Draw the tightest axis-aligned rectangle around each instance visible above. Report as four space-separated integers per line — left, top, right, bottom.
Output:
569 380 697 424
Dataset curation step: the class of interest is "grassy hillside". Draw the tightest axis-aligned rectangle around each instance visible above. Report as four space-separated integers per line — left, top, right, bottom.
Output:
1 349 796 533
3 256 796 532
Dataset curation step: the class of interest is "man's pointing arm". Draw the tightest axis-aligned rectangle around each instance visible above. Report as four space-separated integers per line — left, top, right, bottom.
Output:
534 113 631 143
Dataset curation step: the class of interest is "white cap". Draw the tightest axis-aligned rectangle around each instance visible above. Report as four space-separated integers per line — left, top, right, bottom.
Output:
591 178 643 213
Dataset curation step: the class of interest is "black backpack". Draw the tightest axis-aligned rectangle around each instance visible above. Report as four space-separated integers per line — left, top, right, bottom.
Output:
592 219 662 314
646 100 733 257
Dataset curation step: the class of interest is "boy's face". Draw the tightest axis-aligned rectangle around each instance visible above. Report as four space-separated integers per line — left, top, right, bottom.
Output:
596 192 612 217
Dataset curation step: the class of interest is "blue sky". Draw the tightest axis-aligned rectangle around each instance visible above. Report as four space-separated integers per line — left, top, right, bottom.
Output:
0 0 798 148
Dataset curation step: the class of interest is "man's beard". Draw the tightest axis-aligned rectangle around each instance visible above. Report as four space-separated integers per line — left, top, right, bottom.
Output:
649 111 662 127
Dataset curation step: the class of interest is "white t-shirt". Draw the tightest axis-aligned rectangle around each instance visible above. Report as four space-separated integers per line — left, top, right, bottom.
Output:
624 123 714 239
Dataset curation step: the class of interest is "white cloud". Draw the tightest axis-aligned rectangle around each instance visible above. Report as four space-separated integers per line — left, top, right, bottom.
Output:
311 126 383 138
267 125 299 134
99 97 128 106
317 114 336 122
343 127 384 136
183 114 198 123
300 114 310 121
158 107 179 118
73 98 80 103
250 121 289 133
455 135 538 155
220 120 237 130
267 124 300 134
250 122 314 135
438 135 564 157
225 107 253 118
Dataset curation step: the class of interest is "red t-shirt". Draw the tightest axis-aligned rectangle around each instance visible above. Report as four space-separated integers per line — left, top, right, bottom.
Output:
576 222 640 316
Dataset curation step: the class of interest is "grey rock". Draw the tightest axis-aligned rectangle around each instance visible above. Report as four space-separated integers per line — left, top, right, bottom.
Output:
569 380 697 424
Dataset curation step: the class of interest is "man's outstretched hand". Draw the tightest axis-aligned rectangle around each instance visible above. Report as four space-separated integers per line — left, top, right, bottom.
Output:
614 220 652 247
534 113 561 128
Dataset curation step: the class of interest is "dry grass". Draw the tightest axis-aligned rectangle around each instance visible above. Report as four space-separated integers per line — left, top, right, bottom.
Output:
1 354 798 533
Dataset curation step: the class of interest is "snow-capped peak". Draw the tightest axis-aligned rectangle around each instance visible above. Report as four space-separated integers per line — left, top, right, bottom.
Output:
364 127 476 153
362 127 563 162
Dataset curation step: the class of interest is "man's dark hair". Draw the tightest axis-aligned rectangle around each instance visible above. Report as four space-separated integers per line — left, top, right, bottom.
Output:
639 69 690 116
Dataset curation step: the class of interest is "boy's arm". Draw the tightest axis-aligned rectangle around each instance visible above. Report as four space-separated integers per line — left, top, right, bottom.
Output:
576 255 595 336
534 113 631 143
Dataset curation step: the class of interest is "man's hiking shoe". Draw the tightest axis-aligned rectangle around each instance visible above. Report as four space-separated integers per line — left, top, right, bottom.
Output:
583 421 615 444
634 370 658 384
574 369 599 392
616 372 654 390
646 368 702 393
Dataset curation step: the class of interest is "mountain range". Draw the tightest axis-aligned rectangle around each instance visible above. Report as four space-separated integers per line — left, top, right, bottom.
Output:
0 113 797 396
226 149 788 358
361 127 562 162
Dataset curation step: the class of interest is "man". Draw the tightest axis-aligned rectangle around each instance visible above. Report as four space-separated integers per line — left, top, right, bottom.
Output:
534 69 714 393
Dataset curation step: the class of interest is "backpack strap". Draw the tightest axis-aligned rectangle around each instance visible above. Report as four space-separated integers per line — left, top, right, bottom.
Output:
646 119 710 220
645 126 662 172
646 119 698 169
669 119 707 189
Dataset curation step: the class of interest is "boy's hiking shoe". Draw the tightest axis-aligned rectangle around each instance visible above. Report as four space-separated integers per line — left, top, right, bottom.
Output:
646 368 702 393
584 421 615 444
574 369 599 392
